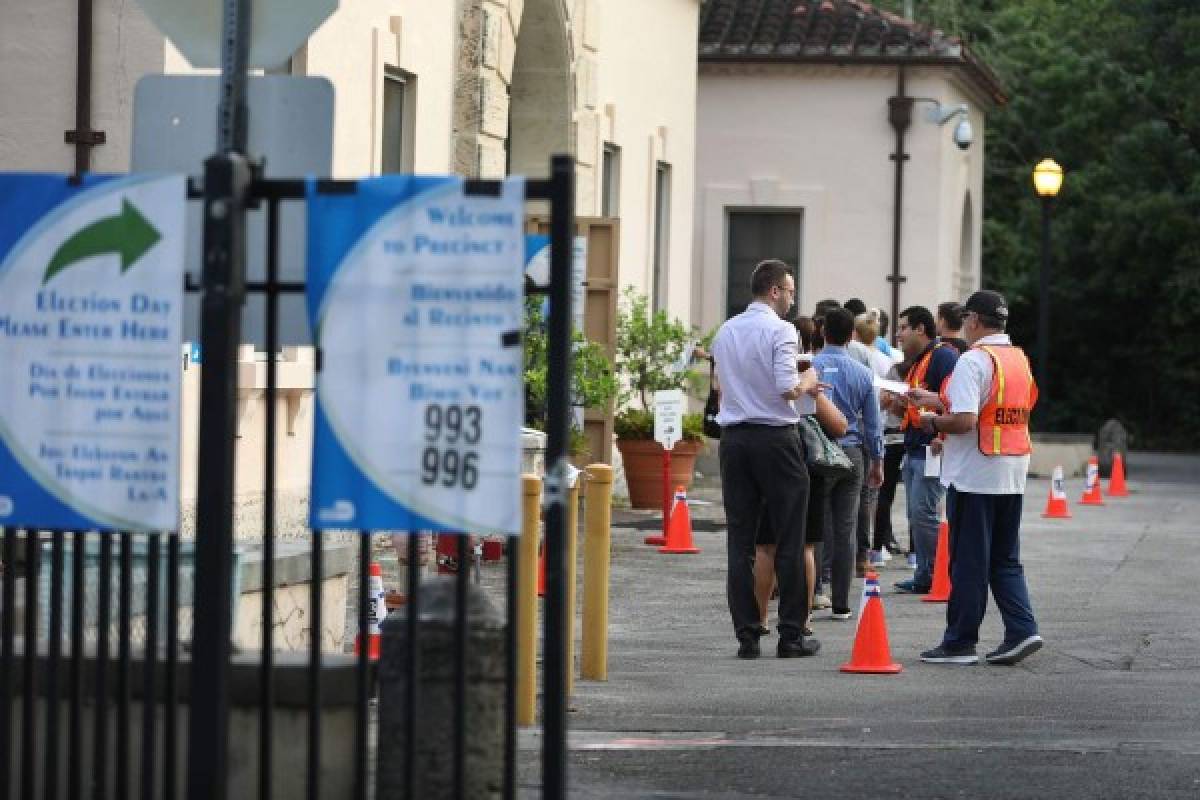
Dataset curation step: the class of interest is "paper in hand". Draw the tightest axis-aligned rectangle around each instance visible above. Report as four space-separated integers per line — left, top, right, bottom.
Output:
924 445 942 477
874 375 911 396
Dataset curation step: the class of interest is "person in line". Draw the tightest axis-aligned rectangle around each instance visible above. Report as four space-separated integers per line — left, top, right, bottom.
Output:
713 260 822 659
812 308 884 620
754 316 847 636
875 309 899 360
853 311 893 571
753 316 812 631
912 290 1043 665
937 301 969 354
855 311 898 568
874 348 912 567
888 305 959 594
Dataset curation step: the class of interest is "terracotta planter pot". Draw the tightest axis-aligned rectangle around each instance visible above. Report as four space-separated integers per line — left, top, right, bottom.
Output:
615 438 703 510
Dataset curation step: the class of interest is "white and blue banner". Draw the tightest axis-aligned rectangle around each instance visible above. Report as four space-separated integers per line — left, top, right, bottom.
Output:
0 173 185 532
307 176 526 534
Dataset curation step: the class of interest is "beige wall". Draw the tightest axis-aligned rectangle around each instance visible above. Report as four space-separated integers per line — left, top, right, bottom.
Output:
305 1 457 176
693 63 987 336
593 0 700 322
0 1 165 172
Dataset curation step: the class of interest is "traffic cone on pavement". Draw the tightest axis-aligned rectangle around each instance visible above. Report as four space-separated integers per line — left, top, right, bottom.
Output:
1080 456 1105 506
1108 453 1129 497
354 563 386 660
840 574 902 674
922 521 952 603
658 486 701 554
1042 465 1073 519
857 571 879 620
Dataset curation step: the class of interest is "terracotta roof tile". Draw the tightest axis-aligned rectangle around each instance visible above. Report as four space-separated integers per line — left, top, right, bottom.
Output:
698 0 1004 104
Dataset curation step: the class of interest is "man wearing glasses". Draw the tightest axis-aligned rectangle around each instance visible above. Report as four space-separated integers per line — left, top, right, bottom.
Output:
712 260 822 659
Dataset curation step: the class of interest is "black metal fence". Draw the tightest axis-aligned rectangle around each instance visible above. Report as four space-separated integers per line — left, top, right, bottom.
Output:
0 161 576 799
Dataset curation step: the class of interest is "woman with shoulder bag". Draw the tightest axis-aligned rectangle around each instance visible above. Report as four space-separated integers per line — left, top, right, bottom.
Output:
754 322 848 636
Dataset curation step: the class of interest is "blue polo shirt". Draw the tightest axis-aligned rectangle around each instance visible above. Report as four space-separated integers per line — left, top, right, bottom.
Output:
813 345 883 460
903 341 959 454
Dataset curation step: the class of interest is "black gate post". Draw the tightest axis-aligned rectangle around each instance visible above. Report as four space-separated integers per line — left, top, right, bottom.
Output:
186 1 252 798
542 153 575 799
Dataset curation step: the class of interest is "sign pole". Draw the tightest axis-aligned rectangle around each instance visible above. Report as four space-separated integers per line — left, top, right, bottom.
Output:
645 447 671 547
647 389 684 546
187 1 252 798
542 154 575 800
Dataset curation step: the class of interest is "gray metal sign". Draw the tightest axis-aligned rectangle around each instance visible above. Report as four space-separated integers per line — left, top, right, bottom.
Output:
132 75 334 345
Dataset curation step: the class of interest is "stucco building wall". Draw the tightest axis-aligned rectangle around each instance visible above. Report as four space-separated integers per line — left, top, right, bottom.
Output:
693 63 986 335
594 0 699 320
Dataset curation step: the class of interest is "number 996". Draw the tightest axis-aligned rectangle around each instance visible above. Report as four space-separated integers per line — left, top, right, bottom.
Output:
421 447 479 489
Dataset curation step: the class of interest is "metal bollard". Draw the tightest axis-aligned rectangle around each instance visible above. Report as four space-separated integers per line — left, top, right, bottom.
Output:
564 478 581 699
517 475 541 725
581 464 614 681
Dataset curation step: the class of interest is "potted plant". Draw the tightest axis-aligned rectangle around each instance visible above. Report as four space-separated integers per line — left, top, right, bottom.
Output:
523 297 617 465
613 288 706 508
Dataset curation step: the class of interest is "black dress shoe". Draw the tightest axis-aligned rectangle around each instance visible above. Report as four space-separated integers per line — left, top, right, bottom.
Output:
777 638 820 658
737 638 761 659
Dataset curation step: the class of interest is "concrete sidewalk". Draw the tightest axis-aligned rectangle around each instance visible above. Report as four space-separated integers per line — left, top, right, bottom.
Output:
519 451 1200 798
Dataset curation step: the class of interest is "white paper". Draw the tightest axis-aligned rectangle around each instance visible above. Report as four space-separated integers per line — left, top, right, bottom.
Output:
924 445 942 477
874 375 911 396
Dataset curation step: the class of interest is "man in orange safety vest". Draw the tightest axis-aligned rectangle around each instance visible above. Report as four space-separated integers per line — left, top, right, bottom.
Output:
907 290 1044 667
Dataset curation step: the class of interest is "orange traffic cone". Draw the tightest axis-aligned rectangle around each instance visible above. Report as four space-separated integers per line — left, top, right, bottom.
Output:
841 572 902 674
1042 465 1073 519
354 563 386 660
922 521 952 603
1108 453 1129 497
1080 456 1105 505
658 486 701 554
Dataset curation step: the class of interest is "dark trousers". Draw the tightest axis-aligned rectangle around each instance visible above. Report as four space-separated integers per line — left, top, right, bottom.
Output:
719 425 810 642
823 445 864 612
942 487 1039 649
873 442 905 550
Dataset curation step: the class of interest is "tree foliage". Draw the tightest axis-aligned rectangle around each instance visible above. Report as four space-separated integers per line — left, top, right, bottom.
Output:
881 0 1200 448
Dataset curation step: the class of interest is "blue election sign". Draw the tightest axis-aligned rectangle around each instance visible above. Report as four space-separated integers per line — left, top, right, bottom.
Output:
306 176 526 534
0 173 186 532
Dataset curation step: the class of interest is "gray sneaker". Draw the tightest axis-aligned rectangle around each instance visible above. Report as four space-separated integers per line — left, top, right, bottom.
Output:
919 644 978 665
812 592 832 610
985 635 1044 665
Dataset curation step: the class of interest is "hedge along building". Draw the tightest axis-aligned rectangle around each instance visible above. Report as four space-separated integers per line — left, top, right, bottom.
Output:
0 0 701 321
691 0 1006 335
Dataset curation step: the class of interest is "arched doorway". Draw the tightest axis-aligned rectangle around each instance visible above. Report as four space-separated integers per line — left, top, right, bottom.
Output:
450 0 574 179
507 0 573 178
956 191 975 298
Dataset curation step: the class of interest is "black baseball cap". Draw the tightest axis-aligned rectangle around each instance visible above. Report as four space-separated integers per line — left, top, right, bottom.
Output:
963 290 1009 321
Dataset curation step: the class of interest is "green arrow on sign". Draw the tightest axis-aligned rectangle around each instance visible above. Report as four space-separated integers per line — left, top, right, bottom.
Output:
43 199 161 285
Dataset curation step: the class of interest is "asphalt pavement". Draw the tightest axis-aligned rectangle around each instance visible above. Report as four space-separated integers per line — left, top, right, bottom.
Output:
518 451 1200 799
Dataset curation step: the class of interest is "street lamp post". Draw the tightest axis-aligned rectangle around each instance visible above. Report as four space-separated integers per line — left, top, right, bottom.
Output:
1032 158 1064 395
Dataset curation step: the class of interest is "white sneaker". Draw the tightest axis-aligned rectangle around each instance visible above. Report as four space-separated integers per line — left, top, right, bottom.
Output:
812 592 831 610
881 546 893 562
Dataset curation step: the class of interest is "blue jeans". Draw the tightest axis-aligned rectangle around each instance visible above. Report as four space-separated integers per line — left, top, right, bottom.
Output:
902 452 944 589
942 487 1039 650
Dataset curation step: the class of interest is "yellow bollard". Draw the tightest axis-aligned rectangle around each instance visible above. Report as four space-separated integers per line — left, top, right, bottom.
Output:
564 479 581 699
517 474 541 726
581 464 614 681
